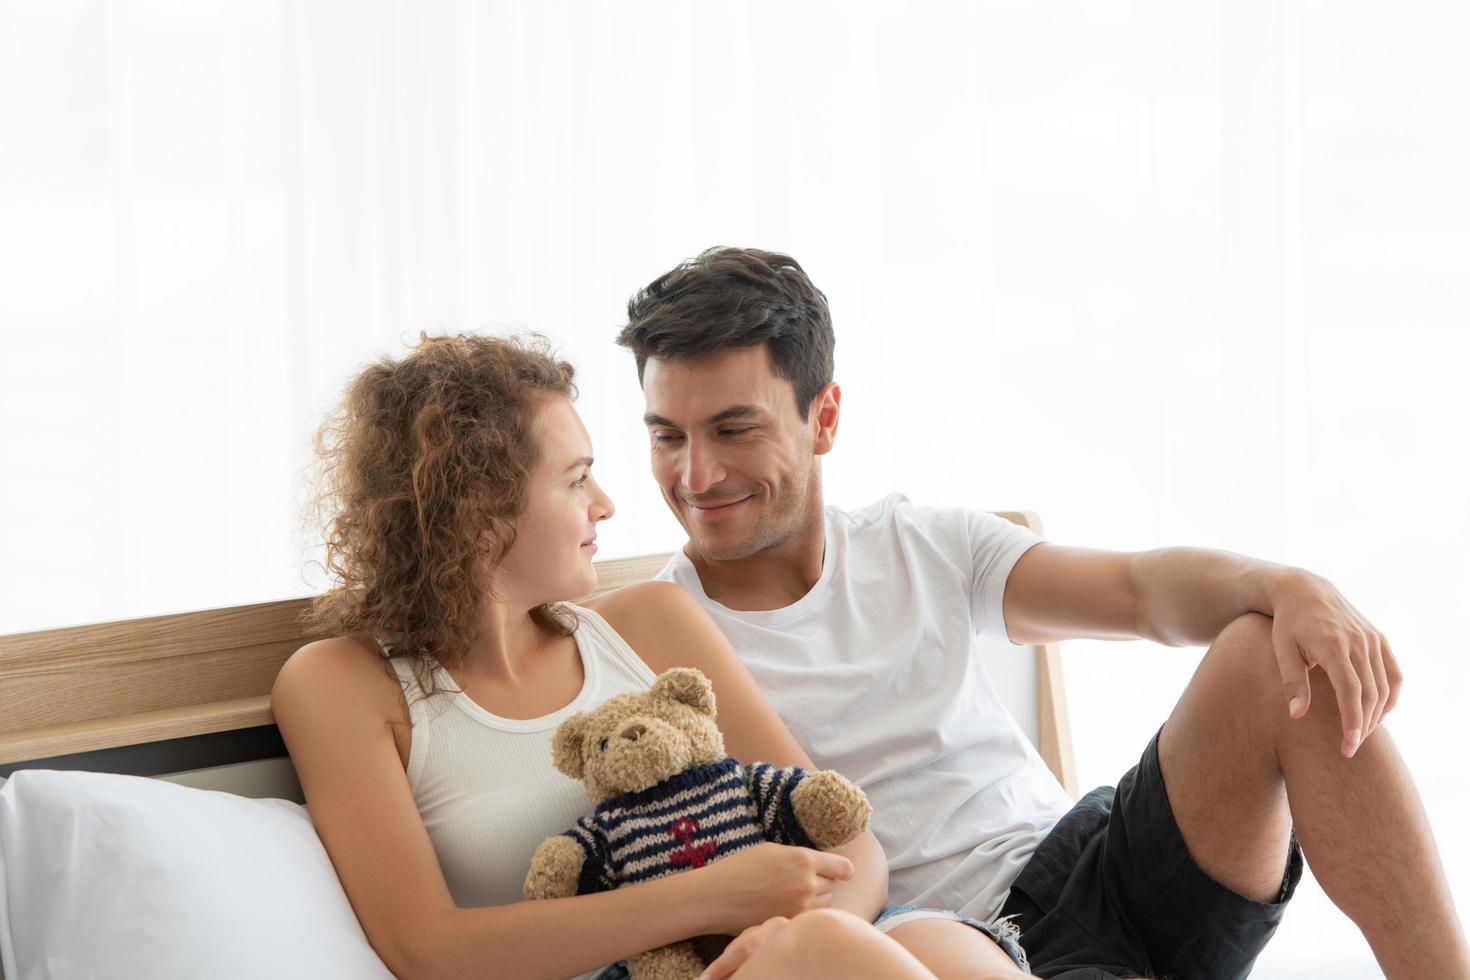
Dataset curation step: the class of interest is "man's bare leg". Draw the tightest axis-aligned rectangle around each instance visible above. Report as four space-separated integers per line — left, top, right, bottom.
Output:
1158 612 1470 978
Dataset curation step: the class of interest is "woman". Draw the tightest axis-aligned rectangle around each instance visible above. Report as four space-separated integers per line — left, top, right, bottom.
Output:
272 333 1031 979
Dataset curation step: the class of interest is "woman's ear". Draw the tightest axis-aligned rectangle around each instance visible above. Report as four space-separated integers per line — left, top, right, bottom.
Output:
650 668 717 718
552 713 588 780
476 517 517 557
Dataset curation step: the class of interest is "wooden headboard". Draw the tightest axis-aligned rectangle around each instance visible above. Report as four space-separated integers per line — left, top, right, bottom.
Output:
0 514 1076 795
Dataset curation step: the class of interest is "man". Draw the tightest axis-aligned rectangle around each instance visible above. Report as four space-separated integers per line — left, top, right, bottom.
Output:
614 247 1469 979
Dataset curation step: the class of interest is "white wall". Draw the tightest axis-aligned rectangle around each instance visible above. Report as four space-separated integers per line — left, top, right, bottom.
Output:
2 1 1467 970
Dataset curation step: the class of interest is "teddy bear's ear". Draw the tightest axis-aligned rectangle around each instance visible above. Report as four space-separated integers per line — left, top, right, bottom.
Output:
650 668 717 717
552 713 588 780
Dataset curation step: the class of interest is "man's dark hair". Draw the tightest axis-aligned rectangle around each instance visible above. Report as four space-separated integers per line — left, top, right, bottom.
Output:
616 247 835 420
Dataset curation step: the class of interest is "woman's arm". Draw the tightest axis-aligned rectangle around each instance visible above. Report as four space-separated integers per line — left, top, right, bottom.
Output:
412 843 857 980
272 637 849 980
590 581 891 923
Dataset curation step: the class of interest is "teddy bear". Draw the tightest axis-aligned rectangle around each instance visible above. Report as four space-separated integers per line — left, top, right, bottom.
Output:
523 667 872 980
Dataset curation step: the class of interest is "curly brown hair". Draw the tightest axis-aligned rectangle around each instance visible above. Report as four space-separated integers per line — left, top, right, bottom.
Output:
304 332 578 696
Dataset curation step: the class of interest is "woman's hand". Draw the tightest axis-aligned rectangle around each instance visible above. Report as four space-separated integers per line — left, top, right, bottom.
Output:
699 842 854 935
699 916 793 980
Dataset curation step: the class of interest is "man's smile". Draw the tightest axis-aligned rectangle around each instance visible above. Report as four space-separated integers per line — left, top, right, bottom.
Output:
684 494 754 515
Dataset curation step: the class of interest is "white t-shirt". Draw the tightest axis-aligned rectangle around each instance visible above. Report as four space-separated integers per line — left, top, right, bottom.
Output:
657 493 1076 922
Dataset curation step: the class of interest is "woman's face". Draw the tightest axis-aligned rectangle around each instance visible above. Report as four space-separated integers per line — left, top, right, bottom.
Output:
495 396 615 607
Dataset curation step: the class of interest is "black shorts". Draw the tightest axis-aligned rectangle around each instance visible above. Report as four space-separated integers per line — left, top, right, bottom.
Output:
999 729 1304 980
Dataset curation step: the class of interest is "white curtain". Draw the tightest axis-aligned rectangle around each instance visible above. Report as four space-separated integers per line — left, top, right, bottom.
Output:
3 1 1467 969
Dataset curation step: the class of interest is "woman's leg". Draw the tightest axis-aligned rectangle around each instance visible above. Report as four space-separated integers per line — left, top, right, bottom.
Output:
711 908 1033 980
885 917 1035 980
717 909 937 979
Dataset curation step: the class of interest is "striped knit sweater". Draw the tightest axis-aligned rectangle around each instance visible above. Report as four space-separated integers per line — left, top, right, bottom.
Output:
562 757 817 894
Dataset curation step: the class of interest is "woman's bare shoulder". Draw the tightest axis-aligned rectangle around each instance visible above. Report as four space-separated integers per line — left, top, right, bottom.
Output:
272 634 409 730
267 634 449 975
278 633 389 682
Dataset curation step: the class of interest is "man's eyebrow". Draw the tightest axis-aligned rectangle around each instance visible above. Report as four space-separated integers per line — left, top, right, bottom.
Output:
562 456 594 473
643 406 768 428
707 405 766 424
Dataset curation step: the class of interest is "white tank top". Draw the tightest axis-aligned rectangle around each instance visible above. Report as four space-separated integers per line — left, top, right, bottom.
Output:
387 604 656 915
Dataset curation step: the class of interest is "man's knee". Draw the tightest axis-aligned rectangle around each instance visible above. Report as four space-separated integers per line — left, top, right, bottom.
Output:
1206 612 1353 746
1214 611 1274 656
1203 613 1281 707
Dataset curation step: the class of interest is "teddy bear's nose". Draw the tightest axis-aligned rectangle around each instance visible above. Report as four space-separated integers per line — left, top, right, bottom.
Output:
620 723 647 742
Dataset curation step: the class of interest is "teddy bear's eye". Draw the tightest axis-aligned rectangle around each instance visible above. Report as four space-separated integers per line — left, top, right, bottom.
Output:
599 738 609 752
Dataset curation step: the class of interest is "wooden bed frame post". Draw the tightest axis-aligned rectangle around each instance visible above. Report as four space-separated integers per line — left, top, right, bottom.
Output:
995 511 1079 798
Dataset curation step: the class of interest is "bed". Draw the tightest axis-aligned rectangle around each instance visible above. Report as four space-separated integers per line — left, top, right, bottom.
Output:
0 512 1099 978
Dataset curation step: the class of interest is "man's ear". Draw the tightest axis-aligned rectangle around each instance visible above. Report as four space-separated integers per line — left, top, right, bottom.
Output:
811 382 841 456
650 668 717 718
552 713 589 780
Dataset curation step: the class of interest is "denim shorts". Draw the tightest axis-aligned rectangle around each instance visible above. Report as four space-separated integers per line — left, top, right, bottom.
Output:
999 728 1304 979
591 904 1029 978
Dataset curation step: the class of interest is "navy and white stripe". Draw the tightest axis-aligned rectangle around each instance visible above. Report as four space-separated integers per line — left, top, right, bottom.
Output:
560 757 815 892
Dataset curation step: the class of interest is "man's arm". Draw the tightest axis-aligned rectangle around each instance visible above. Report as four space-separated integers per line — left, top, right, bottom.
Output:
1002 543 1402 757
1001 543 1286 647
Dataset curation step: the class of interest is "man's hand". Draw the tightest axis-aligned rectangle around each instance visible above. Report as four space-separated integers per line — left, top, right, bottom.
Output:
1268 569 1403 757
1003 543 1404 758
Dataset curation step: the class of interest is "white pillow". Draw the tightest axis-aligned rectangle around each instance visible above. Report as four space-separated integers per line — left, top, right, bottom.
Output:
0 769 394 980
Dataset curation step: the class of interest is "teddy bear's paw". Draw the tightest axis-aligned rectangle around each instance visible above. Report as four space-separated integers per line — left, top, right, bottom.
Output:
791 770 873 850
628 940 707 980
523 835 586 900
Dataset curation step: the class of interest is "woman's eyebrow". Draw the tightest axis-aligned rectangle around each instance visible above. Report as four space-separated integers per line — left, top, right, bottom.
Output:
562 456 593 473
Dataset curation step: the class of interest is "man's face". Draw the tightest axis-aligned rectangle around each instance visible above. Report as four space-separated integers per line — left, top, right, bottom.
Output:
642 346 826 562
